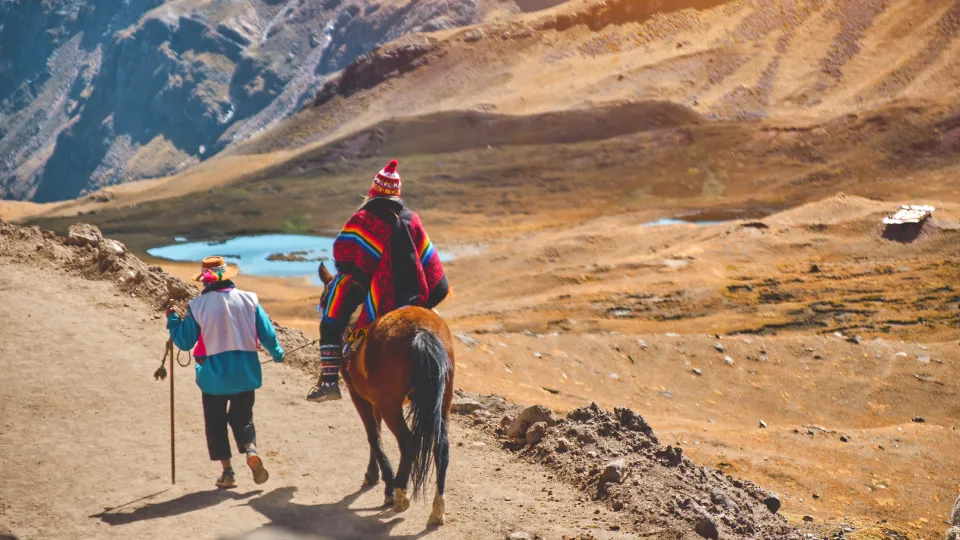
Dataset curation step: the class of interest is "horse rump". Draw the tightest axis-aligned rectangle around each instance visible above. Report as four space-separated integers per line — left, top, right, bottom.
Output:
405 329 451 499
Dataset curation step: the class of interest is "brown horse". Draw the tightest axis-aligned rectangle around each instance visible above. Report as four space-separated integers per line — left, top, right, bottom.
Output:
318 263 455 526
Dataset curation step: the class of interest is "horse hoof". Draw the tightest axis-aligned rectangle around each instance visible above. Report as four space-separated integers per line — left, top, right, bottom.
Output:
363 474 379 486
393 488 410 513
384 495 394 507
427 494 445 526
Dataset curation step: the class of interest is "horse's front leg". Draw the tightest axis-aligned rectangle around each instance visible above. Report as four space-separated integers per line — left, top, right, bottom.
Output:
382 407 413 513
348 390 382 488
373 410 396 505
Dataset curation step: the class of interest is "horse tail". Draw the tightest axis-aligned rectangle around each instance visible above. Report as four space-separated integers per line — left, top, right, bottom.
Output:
406 329 450 499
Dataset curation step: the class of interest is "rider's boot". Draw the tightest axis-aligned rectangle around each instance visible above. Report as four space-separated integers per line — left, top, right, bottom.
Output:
307 344 342 402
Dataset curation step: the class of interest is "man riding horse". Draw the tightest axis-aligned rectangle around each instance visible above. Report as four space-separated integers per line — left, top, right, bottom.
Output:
308 159 449 402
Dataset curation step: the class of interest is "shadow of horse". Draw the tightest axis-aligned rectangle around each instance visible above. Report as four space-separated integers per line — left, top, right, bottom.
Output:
90 489 263 525
235 486 434 540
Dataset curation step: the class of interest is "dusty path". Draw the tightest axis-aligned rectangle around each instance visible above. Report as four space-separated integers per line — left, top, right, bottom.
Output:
0 259 628 540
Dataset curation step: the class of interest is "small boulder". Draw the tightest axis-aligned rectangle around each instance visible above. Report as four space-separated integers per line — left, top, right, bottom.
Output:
714 342 725 353
526 422 547 446
100 238 126 257
66 223 102 247
600 459 628 485
462 29 484 42
710 489 739 512
555 437 571 452
694 514 719 539
847 335 863 345
576 429 598 444
762 492 782 513
506 405 558 439
451 397 483 415
945 526 960 540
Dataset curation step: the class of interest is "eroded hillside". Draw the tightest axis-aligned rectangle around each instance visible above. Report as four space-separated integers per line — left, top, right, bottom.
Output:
0 0 557 202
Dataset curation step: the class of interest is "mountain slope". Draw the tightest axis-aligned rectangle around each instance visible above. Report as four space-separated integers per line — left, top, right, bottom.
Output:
0 0 559 202
241 0 960 155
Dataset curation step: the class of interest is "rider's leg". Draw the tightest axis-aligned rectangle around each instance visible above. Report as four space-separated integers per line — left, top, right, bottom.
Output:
308 274 365 402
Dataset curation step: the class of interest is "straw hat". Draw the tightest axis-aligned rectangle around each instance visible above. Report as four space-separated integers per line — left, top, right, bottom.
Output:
192 255 239 282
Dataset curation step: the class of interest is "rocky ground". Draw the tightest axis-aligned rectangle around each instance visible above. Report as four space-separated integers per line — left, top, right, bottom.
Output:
453 394 793 539
31 195 960 538
0 220 815 539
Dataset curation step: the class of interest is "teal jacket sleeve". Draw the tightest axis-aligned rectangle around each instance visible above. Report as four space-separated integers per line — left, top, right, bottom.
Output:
167 310 200 351
256 305 284 362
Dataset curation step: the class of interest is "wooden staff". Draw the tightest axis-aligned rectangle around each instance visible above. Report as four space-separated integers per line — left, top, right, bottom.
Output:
169 337 176 485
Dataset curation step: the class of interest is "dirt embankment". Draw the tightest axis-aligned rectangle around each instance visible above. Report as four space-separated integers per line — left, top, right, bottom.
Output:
461 395 794 539
0 218 800 539
0 219 318 375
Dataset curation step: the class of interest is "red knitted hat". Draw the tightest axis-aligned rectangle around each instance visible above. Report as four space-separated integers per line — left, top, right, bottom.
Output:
369 159 401 198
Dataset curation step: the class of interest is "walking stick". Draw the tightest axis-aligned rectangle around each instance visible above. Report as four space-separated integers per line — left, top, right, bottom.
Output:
154 299 182 485
169 337 176 485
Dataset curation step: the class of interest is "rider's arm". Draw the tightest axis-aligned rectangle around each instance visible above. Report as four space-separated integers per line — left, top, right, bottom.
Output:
426 275 449 309
167 309 200 351
255 305 284 362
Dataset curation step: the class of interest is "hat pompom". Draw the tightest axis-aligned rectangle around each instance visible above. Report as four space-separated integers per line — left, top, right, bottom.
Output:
384 159 398 174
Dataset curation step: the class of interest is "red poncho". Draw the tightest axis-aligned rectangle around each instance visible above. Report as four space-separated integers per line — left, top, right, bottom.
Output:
328 200 445 330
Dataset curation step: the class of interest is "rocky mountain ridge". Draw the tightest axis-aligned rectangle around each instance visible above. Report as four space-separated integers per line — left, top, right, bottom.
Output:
0 0 555 202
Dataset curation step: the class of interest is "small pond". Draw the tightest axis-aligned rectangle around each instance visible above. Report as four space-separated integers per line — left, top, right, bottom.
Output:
643 218 728 227
147 234 452 284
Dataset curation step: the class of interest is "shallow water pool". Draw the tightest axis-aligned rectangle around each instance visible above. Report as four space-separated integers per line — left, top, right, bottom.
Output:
148 234 335 281
643 218 727 227
148 234 450 283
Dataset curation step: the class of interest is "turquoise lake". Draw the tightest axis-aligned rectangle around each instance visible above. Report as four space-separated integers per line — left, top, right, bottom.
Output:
147 234 451 283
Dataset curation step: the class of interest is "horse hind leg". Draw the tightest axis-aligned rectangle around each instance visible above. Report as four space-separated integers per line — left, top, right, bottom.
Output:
427 418 450 527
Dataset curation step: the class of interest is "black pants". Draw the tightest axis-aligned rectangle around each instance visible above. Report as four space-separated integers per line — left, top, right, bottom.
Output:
201 391 256 461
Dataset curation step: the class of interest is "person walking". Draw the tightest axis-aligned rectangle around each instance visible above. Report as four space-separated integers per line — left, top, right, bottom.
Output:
167 256 285 488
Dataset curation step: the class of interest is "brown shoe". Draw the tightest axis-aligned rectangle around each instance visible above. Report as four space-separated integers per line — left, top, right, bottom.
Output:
246 451 269 485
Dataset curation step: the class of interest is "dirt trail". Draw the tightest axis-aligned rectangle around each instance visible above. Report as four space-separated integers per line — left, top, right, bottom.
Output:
0 259 631 540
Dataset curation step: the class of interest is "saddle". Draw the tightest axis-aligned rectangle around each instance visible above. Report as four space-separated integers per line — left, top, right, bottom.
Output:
341 323 366 370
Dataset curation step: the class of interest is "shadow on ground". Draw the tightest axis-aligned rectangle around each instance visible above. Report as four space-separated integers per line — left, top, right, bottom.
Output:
90 485 433 540
91 489 264 525
233 486 434 540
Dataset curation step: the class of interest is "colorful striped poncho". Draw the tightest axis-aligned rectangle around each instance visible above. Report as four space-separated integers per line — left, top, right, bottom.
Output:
325 199 445 330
